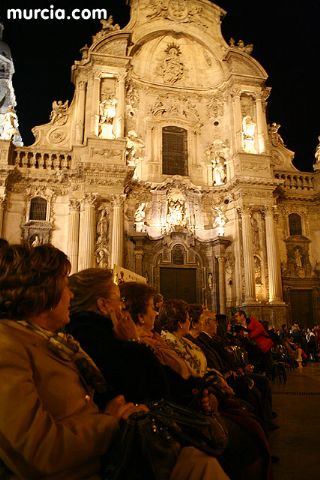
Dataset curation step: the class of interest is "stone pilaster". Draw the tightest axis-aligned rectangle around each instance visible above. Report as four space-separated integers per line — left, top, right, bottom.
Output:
67 199 80 274
92 75 101 136
255 94 266 154
115 74 126 138
265 207 283 303
78 194 97 271
241 208 256 303
74 80 87 144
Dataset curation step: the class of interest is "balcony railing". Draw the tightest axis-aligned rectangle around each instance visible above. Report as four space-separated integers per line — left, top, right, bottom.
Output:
274 172 315 191
11 148 72 170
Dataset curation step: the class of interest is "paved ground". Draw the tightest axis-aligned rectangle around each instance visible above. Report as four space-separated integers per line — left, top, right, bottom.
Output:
269 363 320 480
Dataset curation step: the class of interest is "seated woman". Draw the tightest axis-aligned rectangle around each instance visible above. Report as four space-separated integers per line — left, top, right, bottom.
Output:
67 268 230 480
0 243 147 479
119 286 273 480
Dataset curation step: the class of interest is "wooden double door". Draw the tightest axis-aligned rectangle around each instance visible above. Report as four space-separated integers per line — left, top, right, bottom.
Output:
160 267 197 303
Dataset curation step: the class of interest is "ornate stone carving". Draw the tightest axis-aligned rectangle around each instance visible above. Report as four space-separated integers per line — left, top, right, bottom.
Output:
48 128 68 144
134 202 147 232
49 100 69 125
92 16 120 43
150 94 200 123
212 207 227 236
126 131 145 167
229 38 253 55
269 123 285 147
145 0 207 28
159 43 184 85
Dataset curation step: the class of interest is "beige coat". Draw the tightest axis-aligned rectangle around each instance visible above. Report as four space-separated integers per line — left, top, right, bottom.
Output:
0 320 119 479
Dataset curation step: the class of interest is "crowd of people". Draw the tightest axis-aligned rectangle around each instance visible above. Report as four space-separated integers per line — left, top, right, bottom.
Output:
0 238 306 479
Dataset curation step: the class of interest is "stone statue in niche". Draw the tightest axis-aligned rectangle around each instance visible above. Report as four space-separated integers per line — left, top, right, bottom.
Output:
96 248 109 269
134 203 146 232
254 256 262 284
213 207 227 236
251 216 260 251
97 208 109 244
98 96 117 139
161 44 184 85
31 234 41 247
294 246 303 269
242 115 256 153
0 105 19 140
49 100 69 125
167 199 185 227
211 156 226 186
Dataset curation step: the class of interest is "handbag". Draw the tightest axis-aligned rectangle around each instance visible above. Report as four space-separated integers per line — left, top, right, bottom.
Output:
103 399 228 480
103 410 181 480
149 399 228 456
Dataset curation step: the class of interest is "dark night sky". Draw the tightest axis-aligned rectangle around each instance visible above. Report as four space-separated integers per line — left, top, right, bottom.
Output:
1 0 319 172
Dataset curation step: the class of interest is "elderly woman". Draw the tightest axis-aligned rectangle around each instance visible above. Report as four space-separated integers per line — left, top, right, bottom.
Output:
119 286 273 480
0 243 147 480
67 268 231 480
67 268 171 405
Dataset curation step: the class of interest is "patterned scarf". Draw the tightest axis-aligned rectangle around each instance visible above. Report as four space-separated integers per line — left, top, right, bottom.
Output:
17 320 108 395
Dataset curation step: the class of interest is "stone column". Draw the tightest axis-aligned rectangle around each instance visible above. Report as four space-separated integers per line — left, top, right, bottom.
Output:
255 94 266 154
78 194 97 271
67 200 80 274
110 195 124 269
213 237 231 314
204 242 216 310
115 74 126 138
241 208 256 303
265 207 283 303
217 256 227 314
74 80 87 145
0 197 6 237
234 209 243 306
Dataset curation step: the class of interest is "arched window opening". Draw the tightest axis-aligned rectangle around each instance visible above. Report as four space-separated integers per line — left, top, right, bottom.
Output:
29 197 47 221
289 213 302 236
162 126 188 176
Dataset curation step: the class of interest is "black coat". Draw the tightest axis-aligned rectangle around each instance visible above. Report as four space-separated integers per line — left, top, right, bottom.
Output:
66 311 171 406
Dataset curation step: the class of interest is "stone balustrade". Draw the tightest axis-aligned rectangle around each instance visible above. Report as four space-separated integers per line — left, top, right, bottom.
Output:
11 148 72 170
274 171 315 191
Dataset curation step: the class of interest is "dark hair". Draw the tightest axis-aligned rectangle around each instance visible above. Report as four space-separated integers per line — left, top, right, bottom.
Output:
157 299 189 333
69 268 114 315
188 303 204 328
0 238 9 250
0 243 71 319
119 282 156 324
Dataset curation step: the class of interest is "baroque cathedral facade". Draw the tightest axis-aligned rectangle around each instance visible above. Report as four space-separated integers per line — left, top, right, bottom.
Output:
1 0 320 327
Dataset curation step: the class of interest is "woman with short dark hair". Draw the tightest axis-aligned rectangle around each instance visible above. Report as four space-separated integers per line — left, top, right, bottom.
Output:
0 243 145 479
